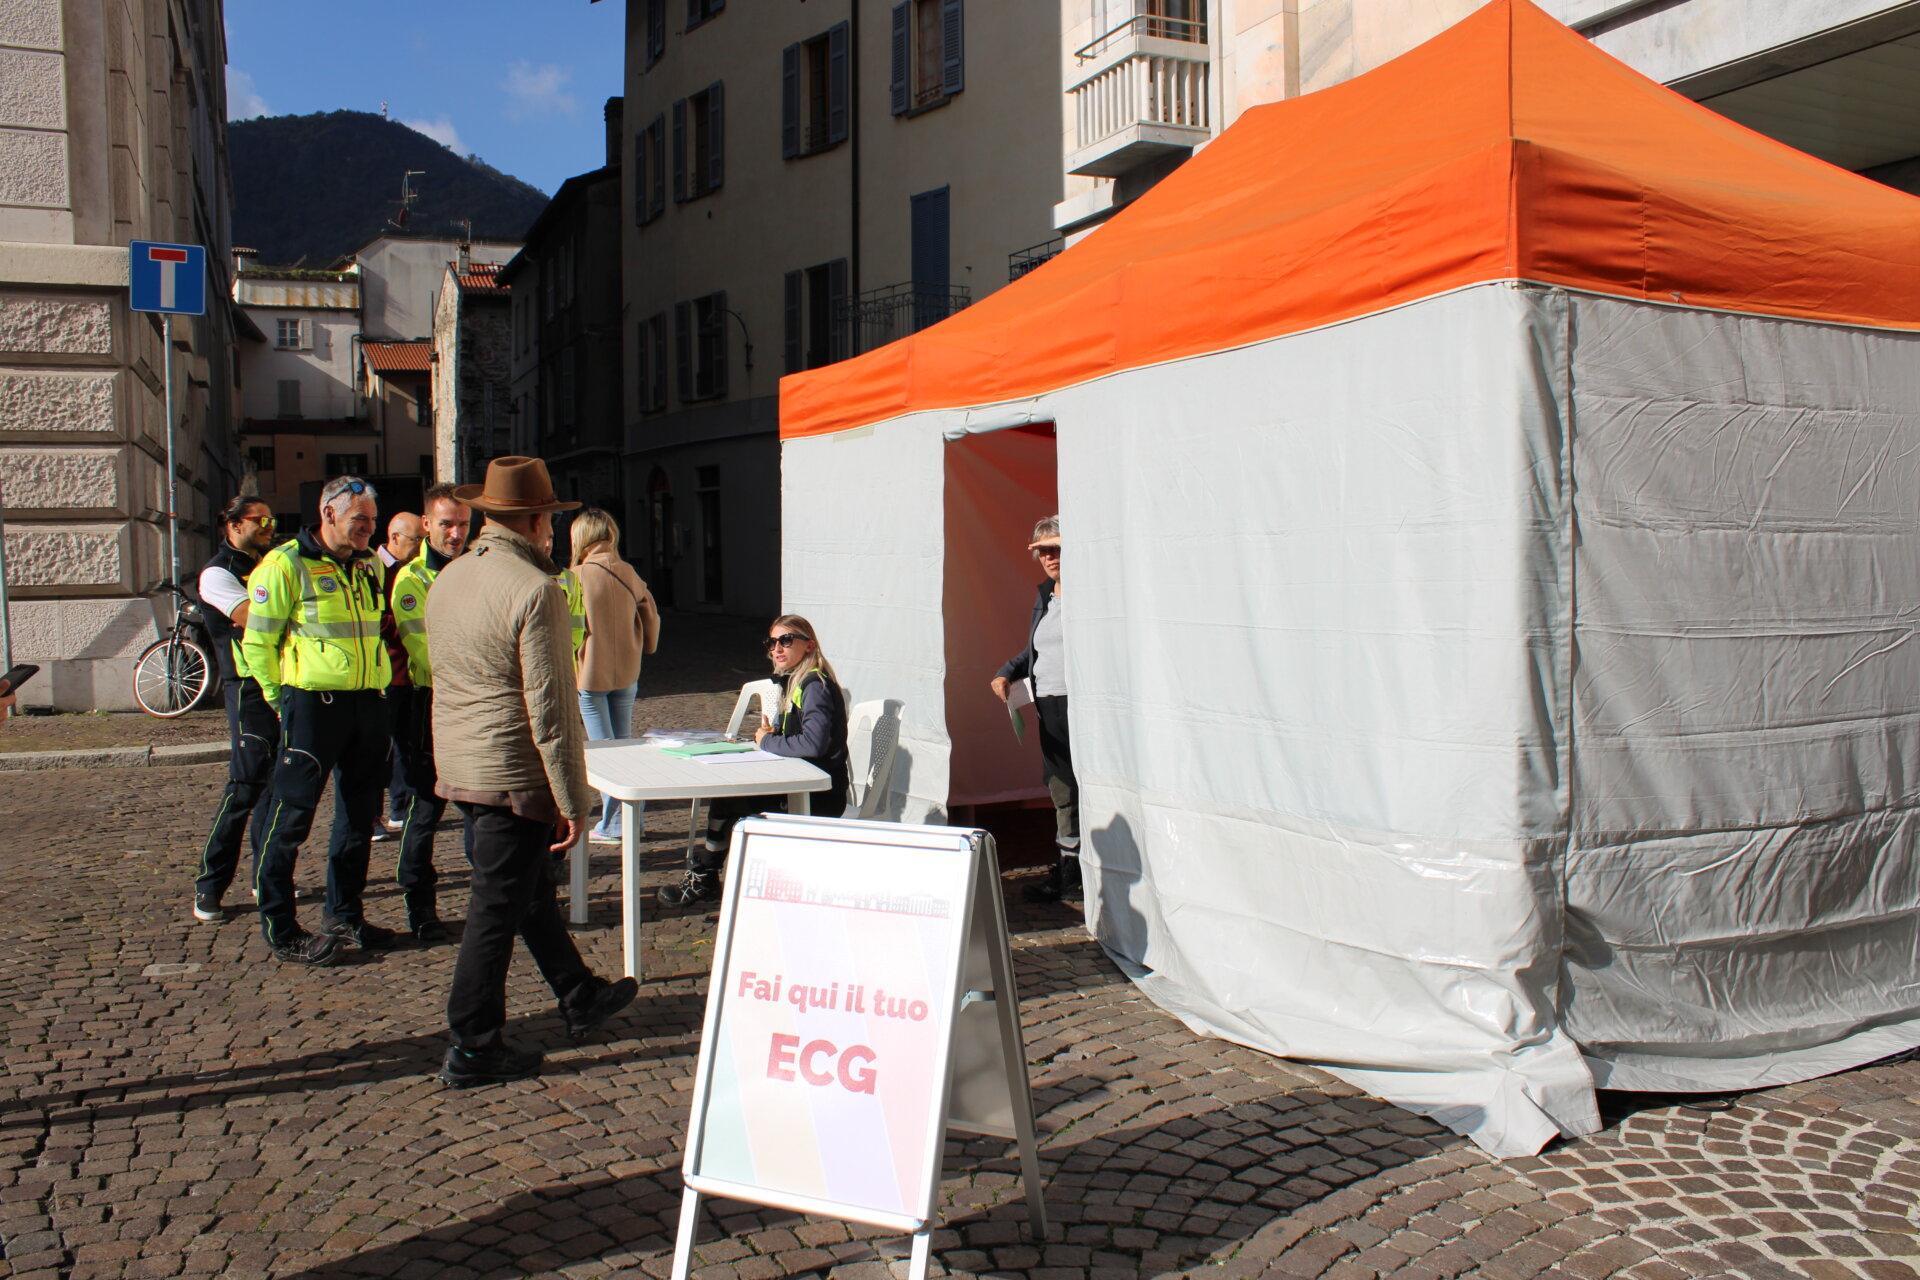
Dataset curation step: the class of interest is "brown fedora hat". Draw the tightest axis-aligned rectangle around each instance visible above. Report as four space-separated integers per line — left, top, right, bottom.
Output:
453 456 581 515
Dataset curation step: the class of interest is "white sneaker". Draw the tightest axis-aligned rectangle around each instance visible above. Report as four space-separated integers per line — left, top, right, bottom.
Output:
588 830 622 845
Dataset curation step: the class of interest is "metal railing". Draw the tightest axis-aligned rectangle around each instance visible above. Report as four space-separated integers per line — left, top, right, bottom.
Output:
1009 238 1063 281
1074 12 1206 61
841 282 972 354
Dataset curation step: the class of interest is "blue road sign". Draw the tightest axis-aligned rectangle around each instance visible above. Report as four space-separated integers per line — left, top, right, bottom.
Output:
129 240 206 315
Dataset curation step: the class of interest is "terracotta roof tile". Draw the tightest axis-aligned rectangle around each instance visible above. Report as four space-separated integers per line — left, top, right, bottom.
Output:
363 341 433 374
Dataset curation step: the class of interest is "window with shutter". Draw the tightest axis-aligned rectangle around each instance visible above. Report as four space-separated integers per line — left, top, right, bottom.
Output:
705 81 724 194
650 313 668 411
648 117 666 217
645 0 666 67
787 259 854 372
277 379 301 418
788 26 851 158
894 0 963 113
686 0 723 31
674 302 693 402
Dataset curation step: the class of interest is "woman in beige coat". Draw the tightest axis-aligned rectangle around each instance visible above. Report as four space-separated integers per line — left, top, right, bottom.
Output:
570 508 660 844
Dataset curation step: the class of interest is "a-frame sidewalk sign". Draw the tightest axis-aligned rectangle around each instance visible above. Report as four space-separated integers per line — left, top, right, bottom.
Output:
670 813 1048 1280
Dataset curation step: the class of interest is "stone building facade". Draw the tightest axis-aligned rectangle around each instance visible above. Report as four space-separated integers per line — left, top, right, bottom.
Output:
0 0 242 711
503 100 625 524
430 256 512 485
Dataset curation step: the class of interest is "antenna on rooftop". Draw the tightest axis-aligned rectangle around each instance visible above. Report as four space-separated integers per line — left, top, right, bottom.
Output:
380 100 389 120
388 170 426 230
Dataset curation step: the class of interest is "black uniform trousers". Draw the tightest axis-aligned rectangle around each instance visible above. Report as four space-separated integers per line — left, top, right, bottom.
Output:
1036 694 1080 855
193 675 279 900
447 802 595 1047
255 687 392 946
388 685 444 921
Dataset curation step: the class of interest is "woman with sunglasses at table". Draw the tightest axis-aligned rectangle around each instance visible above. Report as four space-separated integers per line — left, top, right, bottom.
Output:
657 615 849 907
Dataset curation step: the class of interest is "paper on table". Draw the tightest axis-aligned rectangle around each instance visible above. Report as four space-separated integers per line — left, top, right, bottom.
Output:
691 747 782 764
1006 679 1034 743
662 741 757 758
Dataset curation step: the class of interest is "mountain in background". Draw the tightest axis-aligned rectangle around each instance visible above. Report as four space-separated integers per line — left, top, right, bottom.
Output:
229 111 550 266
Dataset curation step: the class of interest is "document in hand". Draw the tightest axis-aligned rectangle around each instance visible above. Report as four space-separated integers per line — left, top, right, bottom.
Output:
1005 679 1034 743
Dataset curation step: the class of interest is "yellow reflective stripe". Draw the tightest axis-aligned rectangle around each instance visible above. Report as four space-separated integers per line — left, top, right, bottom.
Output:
244 612 282 632
304 620 382 639
395 618 427 636
287 553 320 624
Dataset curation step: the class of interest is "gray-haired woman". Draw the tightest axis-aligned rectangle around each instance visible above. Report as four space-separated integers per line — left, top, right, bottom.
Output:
989 515 1078 902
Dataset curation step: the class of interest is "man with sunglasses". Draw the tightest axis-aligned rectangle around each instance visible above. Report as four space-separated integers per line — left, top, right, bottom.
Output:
190 496 287 923
242 475 398 966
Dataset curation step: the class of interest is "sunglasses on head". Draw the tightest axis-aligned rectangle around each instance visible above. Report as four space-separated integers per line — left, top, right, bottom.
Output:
763 632 808 653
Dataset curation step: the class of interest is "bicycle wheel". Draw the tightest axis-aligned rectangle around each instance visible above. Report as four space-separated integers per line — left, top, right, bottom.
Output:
132 633 214 718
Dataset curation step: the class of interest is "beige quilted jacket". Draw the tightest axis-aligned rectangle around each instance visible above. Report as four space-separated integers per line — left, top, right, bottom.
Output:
425 523 593 821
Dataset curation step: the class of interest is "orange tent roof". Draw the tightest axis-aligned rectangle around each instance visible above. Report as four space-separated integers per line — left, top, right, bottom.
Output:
781 0 1920 440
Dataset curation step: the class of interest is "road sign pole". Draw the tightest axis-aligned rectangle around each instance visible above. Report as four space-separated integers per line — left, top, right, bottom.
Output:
163 312 178 587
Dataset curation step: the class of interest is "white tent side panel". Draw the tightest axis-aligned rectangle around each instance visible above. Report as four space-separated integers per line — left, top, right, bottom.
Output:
1559 296 1920 1090
1051 285 1595 1157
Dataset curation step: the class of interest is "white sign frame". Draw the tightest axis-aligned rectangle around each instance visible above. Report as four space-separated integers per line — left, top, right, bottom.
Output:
671 814 1047 1280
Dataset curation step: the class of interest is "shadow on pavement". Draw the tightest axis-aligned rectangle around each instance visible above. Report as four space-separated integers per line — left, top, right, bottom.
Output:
270 1087 1438 1280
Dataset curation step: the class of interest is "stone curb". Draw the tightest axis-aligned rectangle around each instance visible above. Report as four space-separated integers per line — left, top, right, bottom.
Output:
0 741 227 771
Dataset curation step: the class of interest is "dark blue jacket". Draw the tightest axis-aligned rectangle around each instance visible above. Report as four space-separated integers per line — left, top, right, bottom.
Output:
760 668 849 817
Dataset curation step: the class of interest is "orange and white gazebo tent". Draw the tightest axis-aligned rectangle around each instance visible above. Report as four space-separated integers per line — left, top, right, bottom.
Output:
779 0 1920 1155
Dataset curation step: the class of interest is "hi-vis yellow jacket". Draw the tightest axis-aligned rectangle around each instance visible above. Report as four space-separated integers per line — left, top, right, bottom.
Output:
554 566 586 671
389 548 444 687
241 528 392 708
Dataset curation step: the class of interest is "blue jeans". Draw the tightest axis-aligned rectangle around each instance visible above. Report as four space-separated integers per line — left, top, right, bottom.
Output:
578 683 640 837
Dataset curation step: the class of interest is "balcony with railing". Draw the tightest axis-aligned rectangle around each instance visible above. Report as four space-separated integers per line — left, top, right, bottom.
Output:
841 282 972 355
1066 13 1211 179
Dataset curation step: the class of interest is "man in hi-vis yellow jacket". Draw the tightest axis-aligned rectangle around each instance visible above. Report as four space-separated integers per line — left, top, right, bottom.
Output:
242 475 394 966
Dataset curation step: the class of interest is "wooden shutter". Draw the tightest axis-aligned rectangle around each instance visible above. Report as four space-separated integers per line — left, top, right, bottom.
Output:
782 44 800 159
784 270 803 373
940 0 964 96
633 133 647 225
651 315 668 410
827 258 850 362
674 301 693 401
889 4 909 115
707 81 725 192
649 117 666 217
646 0 665 66
636 321 649 411
710 290 728 399
828 23 850 144
671 99 687 202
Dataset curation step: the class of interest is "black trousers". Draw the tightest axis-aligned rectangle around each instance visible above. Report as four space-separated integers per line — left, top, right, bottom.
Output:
388 685 444 919
447 802 595 1047
194 676 279 900
255 687 392 946
1036 694 1079 854
695 786 848 873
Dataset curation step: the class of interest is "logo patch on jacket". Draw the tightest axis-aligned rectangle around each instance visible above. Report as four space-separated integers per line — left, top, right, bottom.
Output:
253 585 269 604
316 576 338 593
399 594 418 611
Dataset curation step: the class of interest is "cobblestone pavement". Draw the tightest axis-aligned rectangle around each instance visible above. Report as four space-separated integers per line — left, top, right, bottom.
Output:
2 755 1915 1279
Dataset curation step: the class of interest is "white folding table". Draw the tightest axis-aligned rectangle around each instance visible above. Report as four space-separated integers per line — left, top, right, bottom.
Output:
577 739 832 979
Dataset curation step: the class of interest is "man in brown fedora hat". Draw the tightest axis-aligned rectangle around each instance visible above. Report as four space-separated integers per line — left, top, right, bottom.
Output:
425 456 637 1086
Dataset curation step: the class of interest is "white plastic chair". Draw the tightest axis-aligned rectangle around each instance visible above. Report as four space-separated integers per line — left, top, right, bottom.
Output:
724 679 781 739
847 698 903 820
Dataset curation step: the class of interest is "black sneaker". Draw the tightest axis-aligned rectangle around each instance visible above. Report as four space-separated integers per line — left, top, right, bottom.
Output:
410 915 450 945
440 1041 542 1088
1022 863 1065 903
564 976 639 1042
657 870 720 908
322 914 398 951
192 893 224 923
270 930 341 966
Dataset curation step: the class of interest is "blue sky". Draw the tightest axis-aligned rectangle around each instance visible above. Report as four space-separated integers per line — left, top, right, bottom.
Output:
223 1 625 195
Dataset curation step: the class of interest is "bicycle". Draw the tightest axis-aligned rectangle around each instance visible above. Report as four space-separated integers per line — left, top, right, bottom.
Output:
132 581 219 718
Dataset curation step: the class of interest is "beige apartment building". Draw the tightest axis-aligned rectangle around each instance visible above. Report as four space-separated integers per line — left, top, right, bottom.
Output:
1061 0 1920 236
0 0 242 711
616 0 1061 614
